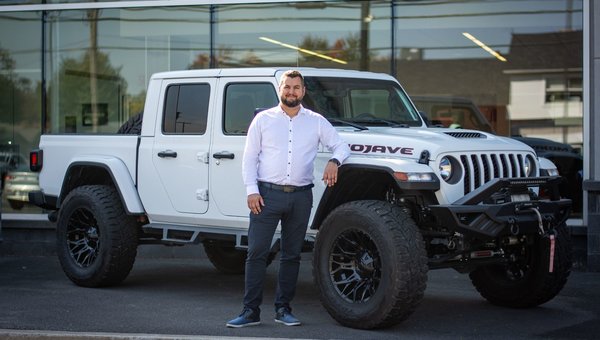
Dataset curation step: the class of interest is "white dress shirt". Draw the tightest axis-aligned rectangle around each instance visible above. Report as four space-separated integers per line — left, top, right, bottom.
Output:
242 105 350 195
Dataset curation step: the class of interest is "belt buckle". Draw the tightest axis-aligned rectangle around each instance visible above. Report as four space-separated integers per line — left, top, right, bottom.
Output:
283 186 295 193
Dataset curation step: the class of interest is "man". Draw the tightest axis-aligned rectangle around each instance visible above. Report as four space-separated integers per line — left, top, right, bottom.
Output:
226 70 350 328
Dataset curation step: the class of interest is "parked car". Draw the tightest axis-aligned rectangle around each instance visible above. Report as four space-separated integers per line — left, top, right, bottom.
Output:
0 151 28 189
411 95 494 132
4 166 40 210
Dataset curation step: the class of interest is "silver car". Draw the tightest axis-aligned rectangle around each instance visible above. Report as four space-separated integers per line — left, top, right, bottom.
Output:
4 167 40 210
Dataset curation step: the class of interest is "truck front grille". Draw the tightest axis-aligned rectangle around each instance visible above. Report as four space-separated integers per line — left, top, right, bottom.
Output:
459 153 530 194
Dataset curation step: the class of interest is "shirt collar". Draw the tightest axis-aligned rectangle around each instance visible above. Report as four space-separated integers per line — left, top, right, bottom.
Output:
277 104 308 114
277 104 306 117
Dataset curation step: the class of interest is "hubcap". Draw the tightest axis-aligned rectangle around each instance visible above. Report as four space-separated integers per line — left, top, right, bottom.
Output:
66 208 100 267
329 229 381 303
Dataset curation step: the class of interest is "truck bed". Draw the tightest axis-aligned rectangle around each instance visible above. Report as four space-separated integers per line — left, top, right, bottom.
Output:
38 134 139 198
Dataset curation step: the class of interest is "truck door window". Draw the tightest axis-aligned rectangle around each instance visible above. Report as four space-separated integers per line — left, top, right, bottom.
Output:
223 83 278 135
163 83 210 134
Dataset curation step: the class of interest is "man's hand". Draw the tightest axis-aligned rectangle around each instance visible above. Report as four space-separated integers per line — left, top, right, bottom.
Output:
322 161 339 187
247 193 264 214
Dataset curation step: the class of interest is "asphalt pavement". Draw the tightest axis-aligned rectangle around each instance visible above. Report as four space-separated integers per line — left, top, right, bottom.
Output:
1 246 600 340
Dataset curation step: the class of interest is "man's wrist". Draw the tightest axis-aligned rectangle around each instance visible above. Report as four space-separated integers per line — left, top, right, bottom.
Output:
329 158 341 166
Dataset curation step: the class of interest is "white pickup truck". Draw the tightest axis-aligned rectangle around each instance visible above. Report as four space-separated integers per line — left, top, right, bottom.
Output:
29 67 572 329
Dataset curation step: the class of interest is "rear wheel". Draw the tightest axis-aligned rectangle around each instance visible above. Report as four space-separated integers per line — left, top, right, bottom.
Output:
203 240 247 274
57 185 138 287
470 222 572 308
203 239 276 274
313 200 428 329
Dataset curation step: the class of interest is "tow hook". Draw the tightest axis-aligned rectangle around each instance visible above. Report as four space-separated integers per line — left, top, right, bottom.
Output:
529 206 557 273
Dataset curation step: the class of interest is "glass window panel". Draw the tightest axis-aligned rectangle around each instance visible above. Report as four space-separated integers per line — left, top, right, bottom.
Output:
163 84 209 135
223 83 277 135
0 11 42 214
0 1 151 4
214 1 391 72
394 0 583 215
45 6 210 134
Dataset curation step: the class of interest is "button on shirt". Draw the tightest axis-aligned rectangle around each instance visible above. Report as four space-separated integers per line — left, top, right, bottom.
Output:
242 105 350 195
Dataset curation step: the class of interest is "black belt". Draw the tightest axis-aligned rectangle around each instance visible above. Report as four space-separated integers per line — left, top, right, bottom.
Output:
258 181 314 193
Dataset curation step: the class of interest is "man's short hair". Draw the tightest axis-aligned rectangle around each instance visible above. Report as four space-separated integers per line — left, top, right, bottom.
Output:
280 70 304 87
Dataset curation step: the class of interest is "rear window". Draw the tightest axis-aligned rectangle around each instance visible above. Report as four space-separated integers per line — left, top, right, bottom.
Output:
163 83 210 134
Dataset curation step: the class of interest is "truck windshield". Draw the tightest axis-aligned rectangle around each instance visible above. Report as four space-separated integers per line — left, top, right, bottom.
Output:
302 77 423 127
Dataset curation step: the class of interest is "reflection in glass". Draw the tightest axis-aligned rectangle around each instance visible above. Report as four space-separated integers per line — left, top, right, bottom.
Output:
0 0 585 216
393 0 583 215
0 11 42 213
44 7 210 134
214 1 391 72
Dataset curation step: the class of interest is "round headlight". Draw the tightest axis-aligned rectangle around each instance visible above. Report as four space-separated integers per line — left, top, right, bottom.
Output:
524 156 533 177
439 157 452 182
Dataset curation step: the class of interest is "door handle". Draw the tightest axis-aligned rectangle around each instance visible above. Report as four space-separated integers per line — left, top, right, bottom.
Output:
212 151 235 160
158 150 178 158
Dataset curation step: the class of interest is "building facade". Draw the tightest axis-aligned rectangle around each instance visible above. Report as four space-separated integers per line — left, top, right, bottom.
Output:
2 0 598 268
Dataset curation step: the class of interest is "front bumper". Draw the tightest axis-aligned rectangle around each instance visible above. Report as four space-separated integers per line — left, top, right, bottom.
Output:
428 177 571 239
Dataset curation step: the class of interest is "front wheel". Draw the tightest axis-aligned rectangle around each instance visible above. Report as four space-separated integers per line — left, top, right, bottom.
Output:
56 185 138 287
313 200 428 329
470 222 572 308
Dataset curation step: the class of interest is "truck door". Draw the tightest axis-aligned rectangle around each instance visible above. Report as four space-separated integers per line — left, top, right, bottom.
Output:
150 79 215 214
210 79 279 217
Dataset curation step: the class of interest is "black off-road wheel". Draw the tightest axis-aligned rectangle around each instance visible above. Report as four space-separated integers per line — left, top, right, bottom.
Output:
57 185 138 287
469 222 572 308
313 200 428 329
203 239 277 274
203 240 247 274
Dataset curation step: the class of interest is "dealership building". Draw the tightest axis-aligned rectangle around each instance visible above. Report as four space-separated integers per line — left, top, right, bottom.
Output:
1 0 599 269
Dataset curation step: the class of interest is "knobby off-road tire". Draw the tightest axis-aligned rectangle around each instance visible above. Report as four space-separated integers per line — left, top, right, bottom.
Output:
469 222 572 308
203 240 277 274
57 185 138 287
203 240 247 274
313 200 428 329
116 112 143 134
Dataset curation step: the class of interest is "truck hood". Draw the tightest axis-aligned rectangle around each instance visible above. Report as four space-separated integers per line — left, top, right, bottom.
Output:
337 127 534 160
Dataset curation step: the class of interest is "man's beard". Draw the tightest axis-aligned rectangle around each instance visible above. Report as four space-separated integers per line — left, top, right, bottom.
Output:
281 95 302 108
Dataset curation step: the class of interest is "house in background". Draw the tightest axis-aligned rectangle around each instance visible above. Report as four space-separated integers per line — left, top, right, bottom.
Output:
505 30 583 151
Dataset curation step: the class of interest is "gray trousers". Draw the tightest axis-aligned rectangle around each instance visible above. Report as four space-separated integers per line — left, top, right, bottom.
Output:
243 185 313 313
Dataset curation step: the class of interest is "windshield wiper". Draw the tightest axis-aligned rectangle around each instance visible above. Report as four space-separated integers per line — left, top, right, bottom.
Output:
350 118 410 128
327 117 369 131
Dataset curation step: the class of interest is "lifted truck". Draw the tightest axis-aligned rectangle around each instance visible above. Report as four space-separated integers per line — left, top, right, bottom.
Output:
29 68 572 329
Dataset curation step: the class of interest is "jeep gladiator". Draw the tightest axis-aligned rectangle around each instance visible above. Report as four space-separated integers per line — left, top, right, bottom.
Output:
29 67 572 329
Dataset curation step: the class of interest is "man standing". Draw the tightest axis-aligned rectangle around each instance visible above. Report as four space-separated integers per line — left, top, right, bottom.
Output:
226 70 350 328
